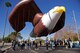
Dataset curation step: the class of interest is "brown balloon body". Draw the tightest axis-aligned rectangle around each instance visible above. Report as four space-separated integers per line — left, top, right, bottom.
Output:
9 0 65 37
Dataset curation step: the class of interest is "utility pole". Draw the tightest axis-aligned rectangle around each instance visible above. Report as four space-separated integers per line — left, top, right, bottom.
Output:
72 10 79 40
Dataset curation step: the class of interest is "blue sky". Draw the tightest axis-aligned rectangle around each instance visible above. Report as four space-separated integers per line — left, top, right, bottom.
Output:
0 0 80 40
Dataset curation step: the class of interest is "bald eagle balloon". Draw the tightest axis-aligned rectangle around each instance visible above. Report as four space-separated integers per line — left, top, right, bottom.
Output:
9 0 66 37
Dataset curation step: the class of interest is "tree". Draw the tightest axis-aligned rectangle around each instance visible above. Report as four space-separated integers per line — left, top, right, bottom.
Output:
1 32 23 43
3 36 11 43
8 32 23 41
53 24 78 41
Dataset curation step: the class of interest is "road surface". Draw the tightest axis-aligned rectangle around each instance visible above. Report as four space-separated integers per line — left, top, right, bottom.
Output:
4 46 80 53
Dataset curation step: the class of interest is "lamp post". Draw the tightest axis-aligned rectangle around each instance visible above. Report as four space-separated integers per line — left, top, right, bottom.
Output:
2 1 11 46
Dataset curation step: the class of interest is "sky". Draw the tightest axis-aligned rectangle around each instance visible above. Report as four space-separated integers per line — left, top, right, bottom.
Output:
0 0 80 40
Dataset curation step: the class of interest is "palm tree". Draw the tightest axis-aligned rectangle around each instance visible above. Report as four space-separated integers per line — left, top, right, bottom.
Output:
8 32 23 41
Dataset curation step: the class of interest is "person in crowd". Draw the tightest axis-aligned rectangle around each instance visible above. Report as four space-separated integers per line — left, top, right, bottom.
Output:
20 40 25 51
12 40 16 51
64 39 68 48
35 40 38 50
24 41 27 49
50 39 54 49
79 39 80 46
45 40 49 50
27 40 30 49
33 41 35 46
16 41 21 49
67 38 71 48
54 40 57 49
39 40 42 47
30 41 32 48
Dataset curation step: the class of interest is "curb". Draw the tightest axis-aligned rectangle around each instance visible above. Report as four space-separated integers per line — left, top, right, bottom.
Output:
0 46 11 53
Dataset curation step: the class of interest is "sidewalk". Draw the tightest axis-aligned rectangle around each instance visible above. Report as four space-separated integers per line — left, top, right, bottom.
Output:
0 46 11 51
0 43 12 53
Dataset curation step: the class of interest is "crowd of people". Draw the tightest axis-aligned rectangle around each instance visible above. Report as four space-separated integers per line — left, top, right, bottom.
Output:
11 39 42 51
11 39 55 51
11 38 77 51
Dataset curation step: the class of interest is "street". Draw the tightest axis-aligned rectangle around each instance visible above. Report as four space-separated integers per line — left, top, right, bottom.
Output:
5 47 80 53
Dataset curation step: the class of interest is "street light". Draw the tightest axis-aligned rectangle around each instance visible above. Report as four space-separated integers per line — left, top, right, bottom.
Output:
2 1 12 46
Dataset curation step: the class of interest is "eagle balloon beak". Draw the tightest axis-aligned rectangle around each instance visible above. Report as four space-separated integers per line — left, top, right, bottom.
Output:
54 6 66 13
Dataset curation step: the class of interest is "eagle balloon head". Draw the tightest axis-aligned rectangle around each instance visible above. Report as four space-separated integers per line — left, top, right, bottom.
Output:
49 6 66 15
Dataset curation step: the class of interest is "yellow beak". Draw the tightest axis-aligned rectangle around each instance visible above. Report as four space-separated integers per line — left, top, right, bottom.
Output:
54 6 66 13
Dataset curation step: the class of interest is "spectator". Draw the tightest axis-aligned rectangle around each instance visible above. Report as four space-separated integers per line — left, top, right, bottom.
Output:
54 40 57 48
33 41 35 46
68 38 71 48
35 40 38 50
20 41 25 51
64 39 68 48
24 41 27 49
27 40 30 49
12 40 16 51
45 40 49 50
39 40 42 47
50 40 53 49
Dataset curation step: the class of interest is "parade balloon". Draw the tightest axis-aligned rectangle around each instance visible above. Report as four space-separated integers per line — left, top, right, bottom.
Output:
8 0 66 37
